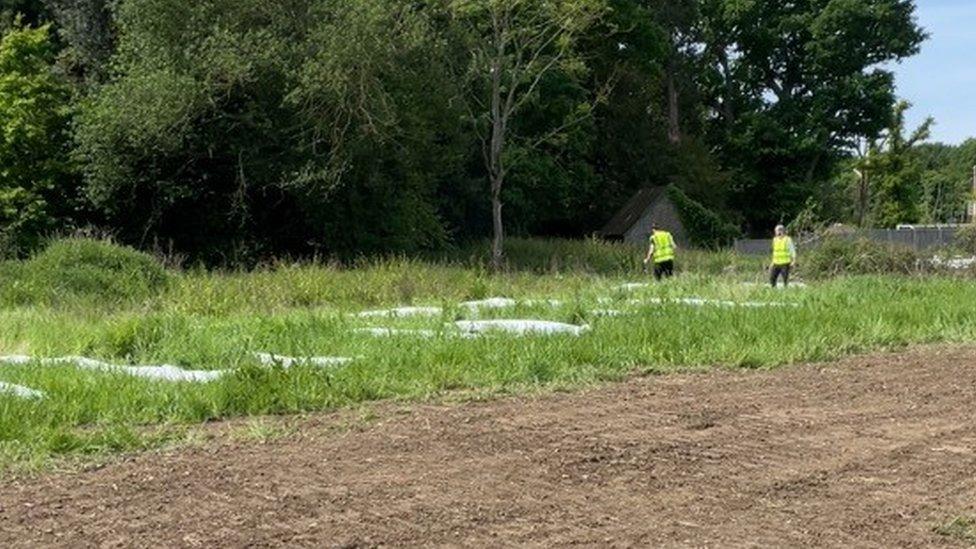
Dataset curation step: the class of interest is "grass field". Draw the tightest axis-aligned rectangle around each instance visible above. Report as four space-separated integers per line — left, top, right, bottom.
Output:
2 237 976 472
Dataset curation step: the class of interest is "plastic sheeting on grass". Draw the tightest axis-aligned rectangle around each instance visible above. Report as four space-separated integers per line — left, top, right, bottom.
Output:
0 381 44 400
354 327 437 338
589 309 628 317
932 256 976 269
742 282 808 289
455 320 591 336
617 283 652 291
460 298 518 311
254 352 355 368
355 306 443 319
0 355 226 383
630 297 798 309
522 299 565 308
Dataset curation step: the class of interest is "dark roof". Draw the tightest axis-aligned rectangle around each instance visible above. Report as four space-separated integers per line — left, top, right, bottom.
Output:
599 187 668 236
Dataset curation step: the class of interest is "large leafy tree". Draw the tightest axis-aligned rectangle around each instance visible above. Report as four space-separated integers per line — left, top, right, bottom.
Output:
908 139 976 224
45 0 115 83
864 101 932 227
0 23 76 254
76 0 463 262
0 1 48 27
696 0 925 232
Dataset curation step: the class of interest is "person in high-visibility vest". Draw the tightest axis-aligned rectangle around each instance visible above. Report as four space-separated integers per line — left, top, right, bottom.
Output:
643 223 677 281
770 224 797 288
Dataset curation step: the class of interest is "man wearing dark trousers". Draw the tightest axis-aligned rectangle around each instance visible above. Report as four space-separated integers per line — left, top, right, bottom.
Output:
770 224 796 288
644 224 677 281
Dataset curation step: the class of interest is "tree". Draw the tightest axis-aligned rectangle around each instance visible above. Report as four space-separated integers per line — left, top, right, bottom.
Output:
695 0 926 233
852 101 932 227
75 0 464 262
641 0 698 145
0 0 48 27
0 23 76 254
45 0 115 83
449 0 607 269
913 140 976 224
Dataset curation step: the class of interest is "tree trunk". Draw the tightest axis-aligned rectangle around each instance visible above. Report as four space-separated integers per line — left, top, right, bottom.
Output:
490 175 504 271
488 49 506 271
489 126 505 270
666 55 681 145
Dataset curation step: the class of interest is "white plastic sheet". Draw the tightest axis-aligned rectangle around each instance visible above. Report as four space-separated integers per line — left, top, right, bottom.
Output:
455 320 590 336
0 355 226 383
460 298 518 310
522 299 565 307
932 256 976 269
589 309 627 317
254 352 354 368
629 297 798 309
356 306 443 319
742 281 808 289
0 381 43 400
617 283 652 291
354 327 437 338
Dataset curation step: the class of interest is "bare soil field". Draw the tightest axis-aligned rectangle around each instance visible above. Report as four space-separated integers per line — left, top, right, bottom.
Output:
2 345 976 548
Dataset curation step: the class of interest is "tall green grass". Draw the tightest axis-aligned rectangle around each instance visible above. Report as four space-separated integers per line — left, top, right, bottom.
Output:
1 237 975 471
445 237 766 276
0 238 171 309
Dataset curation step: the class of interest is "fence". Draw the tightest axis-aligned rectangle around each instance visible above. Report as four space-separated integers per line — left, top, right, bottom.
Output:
734 226 962 256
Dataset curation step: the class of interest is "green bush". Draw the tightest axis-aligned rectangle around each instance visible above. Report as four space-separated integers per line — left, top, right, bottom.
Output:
953 225 976 255
803 237 924 278
0 238 171 307
666 186 740 249
0 24 78 256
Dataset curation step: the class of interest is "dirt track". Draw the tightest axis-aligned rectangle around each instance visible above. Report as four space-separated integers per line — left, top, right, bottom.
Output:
3 346 976 548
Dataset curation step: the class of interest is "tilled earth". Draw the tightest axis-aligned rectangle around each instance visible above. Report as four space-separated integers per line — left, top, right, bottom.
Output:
2 345 976 548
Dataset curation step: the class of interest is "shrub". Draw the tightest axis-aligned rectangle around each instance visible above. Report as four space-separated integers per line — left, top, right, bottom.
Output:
665 186 740 249
0 238 171 307
954 225 976 255
803 237 924 278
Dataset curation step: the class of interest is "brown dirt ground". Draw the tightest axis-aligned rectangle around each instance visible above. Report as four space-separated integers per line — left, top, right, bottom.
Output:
2 345 976 548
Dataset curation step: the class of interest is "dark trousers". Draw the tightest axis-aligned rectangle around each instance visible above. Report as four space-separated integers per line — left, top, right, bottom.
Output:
770 264 791 287
654 260 674 281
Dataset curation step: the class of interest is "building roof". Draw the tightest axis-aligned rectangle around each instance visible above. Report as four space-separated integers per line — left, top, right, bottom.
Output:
599 187 668 236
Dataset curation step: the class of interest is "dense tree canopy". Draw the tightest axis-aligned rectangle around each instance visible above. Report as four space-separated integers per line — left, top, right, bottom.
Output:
0 23 76 253
0 0 958 263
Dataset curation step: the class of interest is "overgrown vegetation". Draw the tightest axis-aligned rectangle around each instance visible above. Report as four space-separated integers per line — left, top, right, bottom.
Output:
666 186 740 249
954 225 976 256
0 0 938 264
802 237 925 278
0 237 171 308
0 23 77 255
2 237 976 471
448 237 761 276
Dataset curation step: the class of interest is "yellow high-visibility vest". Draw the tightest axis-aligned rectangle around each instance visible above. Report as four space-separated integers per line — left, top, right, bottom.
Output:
772 236 794 266
652 231 675 263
